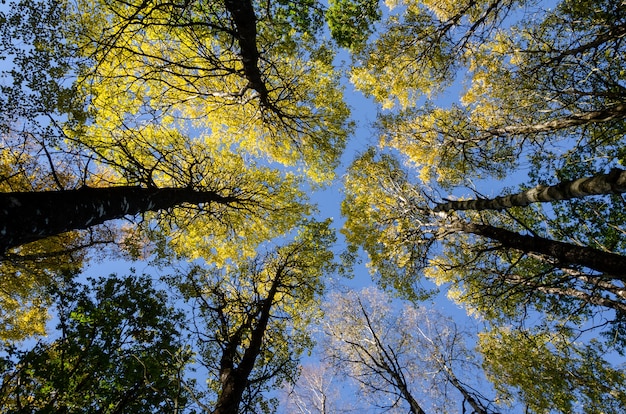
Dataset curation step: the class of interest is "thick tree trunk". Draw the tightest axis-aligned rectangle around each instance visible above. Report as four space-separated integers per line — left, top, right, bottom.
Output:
454 221 626 280
211 369 247 414
223 0 269 106
435 167 626 212
0 186 236 254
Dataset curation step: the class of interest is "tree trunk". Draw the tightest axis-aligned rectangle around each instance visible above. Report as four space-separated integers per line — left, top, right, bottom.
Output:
211 368 248 414
223 0 269 106
405 390 427 414
435 167 626 212
441 364 490 414
212 269 282 414
0 186 237 254
485 103 626 137
454 221 626 280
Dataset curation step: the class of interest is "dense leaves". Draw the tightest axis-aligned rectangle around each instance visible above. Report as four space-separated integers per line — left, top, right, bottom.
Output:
0 273 191 412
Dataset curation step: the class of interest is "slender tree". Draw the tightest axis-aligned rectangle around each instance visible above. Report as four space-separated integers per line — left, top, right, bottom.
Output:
323 287 500 414
172 221 336 413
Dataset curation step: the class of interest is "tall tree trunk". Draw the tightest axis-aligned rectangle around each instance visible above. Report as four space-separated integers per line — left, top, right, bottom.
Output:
223 0 269 106
0 186 237 254
453 221 626 280
212 269 283 414
435 168 626 212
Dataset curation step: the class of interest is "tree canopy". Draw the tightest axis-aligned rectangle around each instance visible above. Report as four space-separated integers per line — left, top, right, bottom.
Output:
1 0 626 412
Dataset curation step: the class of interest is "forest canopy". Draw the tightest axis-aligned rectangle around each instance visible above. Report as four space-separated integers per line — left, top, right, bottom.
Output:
1 0 625 412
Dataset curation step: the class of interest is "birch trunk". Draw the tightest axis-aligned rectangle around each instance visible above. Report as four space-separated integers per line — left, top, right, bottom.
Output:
435 168 626 212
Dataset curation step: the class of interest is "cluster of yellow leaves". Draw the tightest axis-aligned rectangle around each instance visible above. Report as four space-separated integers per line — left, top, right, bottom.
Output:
0 238 84 341
350 0 554 186
350 0 522 110
479 327 626 412
74 0 349 183
342 149 437 300
60 0 351 265
0 135 88 340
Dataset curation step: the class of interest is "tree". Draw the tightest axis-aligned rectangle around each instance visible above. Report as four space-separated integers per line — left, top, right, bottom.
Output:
322 287 500 414
342 146 626 406
0 272 192 412
357 0 626 184
280 363 362 414
0 232 91 341
0 0 351 344
479 326 626 413
1 0 348 263
170 220 336 413
342 0 626 409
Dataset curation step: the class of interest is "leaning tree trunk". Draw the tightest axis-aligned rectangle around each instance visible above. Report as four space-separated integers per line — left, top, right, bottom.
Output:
434 167 626 212
0 186 237 254
453 221 626 280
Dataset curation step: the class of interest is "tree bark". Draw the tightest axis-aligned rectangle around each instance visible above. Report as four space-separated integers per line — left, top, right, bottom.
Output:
0 186 237 254
435 167 626 212
485 103 626 137
454 221 626 280
223 0 269 106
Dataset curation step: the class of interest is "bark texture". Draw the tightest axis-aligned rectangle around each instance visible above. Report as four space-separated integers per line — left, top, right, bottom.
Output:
0 186 236 254
454 221 626 279
435 167 626 212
